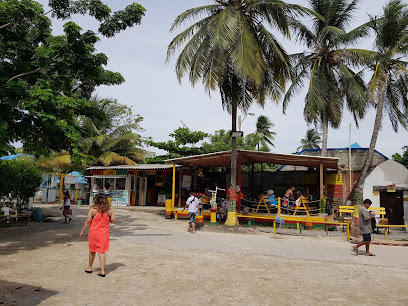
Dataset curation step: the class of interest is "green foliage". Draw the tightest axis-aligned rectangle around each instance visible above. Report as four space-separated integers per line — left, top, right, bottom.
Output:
201 129 257 153
246 115 276 151
0 0 146 156
147 127 208 162
169 128 208 146
297 128 321 152
0 159 42 208
80 97 147 166
392 146 408 168
283 0 370 155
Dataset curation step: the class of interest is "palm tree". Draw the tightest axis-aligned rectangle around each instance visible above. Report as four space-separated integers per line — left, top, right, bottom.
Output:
81 97 147 166
167 0 312 221
250 115 276 151
352 0 408 199
36 150 74 174
297 128 321 152
283 0 371 157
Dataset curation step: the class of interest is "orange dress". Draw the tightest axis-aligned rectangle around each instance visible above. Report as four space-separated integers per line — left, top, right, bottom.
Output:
88 210 110 253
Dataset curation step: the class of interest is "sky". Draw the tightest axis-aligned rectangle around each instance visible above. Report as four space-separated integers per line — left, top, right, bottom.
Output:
39 0 408 159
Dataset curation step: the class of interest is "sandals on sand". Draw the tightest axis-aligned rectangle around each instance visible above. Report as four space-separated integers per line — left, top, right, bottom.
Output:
366 253 376 256
97 273 105 277
84 270 92 274
352 247 358 255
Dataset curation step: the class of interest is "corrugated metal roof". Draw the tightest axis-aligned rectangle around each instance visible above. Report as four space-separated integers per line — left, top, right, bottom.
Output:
87 164 177 171
165 150 338 169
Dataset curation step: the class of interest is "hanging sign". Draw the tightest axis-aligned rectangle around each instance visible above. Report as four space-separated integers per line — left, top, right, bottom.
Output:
372 190 380 196
182 175 191 188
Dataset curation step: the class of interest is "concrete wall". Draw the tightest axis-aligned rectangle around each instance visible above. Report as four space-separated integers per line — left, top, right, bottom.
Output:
363 160 408 227
282 149 387 172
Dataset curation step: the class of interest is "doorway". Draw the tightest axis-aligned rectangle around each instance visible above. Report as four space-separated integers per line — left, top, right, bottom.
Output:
380 191 404 225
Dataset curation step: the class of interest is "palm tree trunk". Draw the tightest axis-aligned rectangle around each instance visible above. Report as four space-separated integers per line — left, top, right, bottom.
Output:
225 100 239 226
352 84 386 198
231 103 238 196
321 111 328 157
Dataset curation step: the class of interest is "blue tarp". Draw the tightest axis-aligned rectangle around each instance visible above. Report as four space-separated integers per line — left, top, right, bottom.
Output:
0 153 33 160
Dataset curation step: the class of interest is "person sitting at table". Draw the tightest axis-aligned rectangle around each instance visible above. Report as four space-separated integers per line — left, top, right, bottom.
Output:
266 189 278 207
295 192 309 208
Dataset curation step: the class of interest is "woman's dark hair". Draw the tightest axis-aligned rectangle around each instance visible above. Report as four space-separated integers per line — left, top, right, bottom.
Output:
363 199 372 205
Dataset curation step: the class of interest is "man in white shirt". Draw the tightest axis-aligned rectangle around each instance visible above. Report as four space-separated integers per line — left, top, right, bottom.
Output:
1 206 16 216
182 191 200 233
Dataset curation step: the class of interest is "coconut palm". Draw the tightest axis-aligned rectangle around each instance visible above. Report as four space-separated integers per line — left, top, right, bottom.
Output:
250 115 276 151
297 128 321 152
283 0 371 157
352 0 408 198
167 0 313 219
36 150 74 173
81 97 147 166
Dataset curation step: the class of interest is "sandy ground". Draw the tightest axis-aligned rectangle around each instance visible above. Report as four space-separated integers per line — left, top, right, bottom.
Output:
1 204 408 306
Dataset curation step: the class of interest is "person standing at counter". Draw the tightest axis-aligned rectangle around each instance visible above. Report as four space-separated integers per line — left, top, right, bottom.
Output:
103 183 111 197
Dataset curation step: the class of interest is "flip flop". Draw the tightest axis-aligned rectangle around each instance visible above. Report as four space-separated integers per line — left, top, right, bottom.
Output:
84 270 92 274
366 253 376 256
352 247 358 255
97 273 105 277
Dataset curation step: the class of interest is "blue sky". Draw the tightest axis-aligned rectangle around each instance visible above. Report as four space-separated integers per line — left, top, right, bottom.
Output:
39 0 407 158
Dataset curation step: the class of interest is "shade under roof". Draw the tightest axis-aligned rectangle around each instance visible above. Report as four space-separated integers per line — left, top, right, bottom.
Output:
165 150 338 169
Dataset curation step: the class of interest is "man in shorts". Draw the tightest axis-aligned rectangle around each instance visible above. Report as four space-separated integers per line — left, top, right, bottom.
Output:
352 199 376 256
182 192 200 233
283 186 295 206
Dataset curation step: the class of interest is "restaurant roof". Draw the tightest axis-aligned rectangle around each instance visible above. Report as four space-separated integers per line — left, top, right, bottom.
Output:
165 150 338 169
87 164 177 171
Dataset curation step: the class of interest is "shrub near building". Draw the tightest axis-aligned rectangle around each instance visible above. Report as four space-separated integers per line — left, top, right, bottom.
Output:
0 160 42 209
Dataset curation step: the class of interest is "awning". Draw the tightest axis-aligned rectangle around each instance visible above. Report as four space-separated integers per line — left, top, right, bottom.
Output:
165 150 338 169
86 164 178 171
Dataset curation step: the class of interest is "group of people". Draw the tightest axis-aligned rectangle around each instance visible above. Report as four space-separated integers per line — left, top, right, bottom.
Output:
261 187 313 208
75 189 376 278
92 183 111 195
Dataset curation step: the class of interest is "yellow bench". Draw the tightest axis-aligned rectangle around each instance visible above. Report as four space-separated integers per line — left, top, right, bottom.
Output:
236 214 350 239
339 206 386 216
374 224 408 239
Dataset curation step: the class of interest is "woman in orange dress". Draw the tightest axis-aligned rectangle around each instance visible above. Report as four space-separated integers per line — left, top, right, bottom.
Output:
80 193 116 277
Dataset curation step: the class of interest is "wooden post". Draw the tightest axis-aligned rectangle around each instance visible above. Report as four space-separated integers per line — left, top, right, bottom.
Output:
238 153 242 213
178 170 182 208
75 176 79 202
320 163 324 212
172 163 176 210
59 174 64 204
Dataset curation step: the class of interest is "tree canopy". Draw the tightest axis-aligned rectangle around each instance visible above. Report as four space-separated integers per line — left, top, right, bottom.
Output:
393 146 408 169
0 0 146 156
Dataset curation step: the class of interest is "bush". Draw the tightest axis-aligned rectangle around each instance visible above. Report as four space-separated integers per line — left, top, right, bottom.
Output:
0 160 42 209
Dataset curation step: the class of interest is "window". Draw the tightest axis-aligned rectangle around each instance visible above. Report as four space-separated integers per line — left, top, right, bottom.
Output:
116 178 126 190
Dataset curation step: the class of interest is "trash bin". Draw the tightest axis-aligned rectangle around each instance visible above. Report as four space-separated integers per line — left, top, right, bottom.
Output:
33 208 43 222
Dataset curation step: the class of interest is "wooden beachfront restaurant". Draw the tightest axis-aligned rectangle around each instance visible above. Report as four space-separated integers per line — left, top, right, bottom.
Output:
165 150 343 228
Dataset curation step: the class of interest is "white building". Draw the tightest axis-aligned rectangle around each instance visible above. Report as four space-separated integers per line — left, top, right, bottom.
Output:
363 160 408 226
